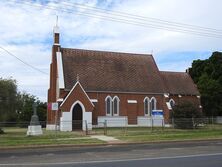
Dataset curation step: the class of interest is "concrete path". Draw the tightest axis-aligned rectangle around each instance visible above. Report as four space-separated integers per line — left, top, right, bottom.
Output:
90 135 122 143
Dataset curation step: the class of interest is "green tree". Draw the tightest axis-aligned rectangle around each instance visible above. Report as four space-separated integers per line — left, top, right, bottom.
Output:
0 78 17 134
0 78 17 122
16 92 47 123
189 52 222 116
0 78 47 123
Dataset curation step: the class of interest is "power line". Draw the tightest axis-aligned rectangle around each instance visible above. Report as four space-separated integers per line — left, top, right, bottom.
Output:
55 1 222 37
59 0 222 34
8 0 222 39
0 46 48 75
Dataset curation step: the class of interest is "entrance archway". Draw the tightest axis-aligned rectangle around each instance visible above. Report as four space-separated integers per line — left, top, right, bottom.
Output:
72 103 83 130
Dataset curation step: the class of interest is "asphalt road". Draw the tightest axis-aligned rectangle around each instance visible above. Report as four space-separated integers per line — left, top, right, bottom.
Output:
0 140 222 167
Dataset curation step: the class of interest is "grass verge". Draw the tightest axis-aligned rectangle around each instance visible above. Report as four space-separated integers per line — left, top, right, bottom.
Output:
1 125 222 148
0 128 104 148
107 125 222 142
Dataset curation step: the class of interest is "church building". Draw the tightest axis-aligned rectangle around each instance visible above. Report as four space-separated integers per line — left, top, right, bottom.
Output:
47 24 201 131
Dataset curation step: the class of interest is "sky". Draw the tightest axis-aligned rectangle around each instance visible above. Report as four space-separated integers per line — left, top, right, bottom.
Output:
0 0 221 102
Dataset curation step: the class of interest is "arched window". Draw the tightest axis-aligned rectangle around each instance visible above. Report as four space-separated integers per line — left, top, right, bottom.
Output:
144 97 150 116
105 96 112 116
113 96 120 116
150 97 157 112
169 99 175 108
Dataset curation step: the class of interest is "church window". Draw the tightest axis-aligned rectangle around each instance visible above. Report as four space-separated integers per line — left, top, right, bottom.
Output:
113 96 120 116
144 97 150 116
150 97 157 111
105 96 112 116
169 99 175 108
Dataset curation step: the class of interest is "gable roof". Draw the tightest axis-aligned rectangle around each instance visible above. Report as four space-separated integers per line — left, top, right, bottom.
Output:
60 81 94 111
160 71 199 95
61 48 166 94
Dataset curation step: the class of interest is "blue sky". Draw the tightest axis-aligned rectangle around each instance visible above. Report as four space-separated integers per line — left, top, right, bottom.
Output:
0 0 221 102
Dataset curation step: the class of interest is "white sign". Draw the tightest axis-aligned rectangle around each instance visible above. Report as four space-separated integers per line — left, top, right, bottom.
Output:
51 102 58 111
127 100 137 103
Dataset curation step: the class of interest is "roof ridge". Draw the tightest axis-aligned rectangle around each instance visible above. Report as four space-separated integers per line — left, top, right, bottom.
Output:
61 47 152 57
160 71 187 74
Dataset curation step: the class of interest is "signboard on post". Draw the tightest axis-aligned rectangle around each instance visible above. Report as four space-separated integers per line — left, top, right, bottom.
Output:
51 102 58 111
152 110 163 118
152 110 164 127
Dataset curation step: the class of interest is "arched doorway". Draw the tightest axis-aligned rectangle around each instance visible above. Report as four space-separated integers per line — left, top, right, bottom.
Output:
72 103 83 130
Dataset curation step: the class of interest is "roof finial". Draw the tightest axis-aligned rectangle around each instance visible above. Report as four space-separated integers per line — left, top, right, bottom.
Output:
77 74 79 82
56 15 58 27
53 15 59 34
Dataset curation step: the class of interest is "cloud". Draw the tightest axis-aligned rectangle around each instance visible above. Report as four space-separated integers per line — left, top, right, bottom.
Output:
0 0 221 102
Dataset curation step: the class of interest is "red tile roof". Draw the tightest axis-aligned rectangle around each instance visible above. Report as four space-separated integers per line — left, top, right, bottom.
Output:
61 48 166 93
161 71 199 95
61 48 199 95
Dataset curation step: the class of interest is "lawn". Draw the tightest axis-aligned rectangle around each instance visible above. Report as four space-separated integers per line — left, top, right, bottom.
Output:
0 128 104 148
106 125 222 142
1 125 222 148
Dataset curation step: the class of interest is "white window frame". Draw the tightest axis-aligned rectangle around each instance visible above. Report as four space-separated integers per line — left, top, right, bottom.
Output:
105 96 112 116
150 97 157 112
112 96 120 116
169 98 175 108
143 97 150 116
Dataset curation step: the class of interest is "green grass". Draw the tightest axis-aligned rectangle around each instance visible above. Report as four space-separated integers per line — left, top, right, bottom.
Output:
0 128 104 148
107 125 222 142
1 125 222 148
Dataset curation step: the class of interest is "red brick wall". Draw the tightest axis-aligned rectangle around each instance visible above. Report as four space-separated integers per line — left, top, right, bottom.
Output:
87 92 164 120
59 89 68 99
47 40 60 124
52 88 201 125
60 83 94 112
54 33 59 44
87 92 200 124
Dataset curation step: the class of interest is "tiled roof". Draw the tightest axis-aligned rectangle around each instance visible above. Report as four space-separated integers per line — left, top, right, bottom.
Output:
61 48 166 93
161 71 200 95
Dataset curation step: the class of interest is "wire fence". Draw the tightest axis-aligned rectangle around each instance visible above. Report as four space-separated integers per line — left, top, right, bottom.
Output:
0 117 221 137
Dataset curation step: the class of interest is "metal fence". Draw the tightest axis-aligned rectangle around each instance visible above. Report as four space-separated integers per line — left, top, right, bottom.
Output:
0 117 221 136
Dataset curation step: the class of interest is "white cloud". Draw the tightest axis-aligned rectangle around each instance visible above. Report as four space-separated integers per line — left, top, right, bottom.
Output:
0 0 221 102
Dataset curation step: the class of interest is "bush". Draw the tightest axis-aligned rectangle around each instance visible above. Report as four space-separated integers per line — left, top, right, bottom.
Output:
0 128 4 134
171 101 203 129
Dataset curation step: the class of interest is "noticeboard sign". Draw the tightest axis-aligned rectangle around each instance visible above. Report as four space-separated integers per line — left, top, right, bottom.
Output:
51 102 58 111
152 110 163 117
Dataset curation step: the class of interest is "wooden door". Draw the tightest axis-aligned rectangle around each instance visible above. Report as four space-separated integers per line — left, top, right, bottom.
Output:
127 103 137 124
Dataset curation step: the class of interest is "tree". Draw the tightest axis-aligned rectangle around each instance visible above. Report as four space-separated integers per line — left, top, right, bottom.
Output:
171 101 203 129
189 52 222 116
16 92 47 123
0 78 18 122
0 78 17 134
0 78 47 123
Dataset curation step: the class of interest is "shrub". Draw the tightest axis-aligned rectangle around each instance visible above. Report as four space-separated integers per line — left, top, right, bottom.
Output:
171 101 203 129
0 128 4 134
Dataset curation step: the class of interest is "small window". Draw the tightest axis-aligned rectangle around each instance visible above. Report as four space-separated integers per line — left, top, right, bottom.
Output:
113 96 120 116
150 97 157 111
144 97 150 116
169 99 175 108
105 96 112 116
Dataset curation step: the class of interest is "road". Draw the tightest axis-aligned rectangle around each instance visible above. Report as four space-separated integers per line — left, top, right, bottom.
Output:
0 140 222 167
